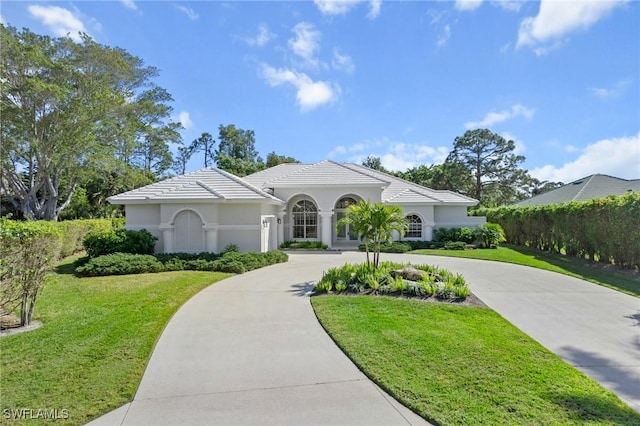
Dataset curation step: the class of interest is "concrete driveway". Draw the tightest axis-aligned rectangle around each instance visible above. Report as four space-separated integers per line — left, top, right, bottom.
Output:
88 251 639 425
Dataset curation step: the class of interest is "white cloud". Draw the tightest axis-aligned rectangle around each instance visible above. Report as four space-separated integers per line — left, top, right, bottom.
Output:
260 64 339 111
27 5 89 42
590 79 632 99
455 0 484 12
501 132 526 155
314 0 381 19
565 144 579 153
177 5 199 20
465 104 535 129
288 22 323 70
328 138 450 172
176 111 194 130
437 24 451 47
332 48 355 74
517 0 627 52
245 23 275 47
530 132 640 183
367 0 382 19
120 0 138 11
491 0 523 12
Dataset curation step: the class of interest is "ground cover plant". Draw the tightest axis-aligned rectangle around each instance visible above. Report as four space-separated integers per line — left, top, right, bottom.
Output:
312 296 640 425
314 261 470 300
411 244 640 297
0 257 231 425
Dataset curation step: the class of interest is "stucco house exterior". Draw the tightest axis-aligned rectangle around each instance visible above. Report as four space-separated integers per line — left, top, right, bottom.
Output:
107 160 485 253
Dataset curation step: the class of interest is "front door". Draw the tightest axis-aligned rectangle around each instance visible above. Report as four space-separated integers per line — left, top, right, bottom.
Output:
336 211 358 241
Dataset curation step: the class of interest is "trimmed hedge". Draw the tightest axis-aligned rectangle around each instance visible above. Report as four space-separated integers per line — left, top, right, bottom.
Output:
83 228 157 258
74 250 289 277
475 192 640 269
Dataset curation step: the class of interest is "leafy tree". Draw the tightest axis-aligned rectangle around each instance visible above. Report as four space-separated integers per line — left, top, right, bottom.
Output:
173 144 194 175
0 25 179 220
265 151 300 168
402 162 474 194
214 124 265 176
337 200 407 270
361 156 388 173
528 177 564 197
189 132 216 168
446 129 528 206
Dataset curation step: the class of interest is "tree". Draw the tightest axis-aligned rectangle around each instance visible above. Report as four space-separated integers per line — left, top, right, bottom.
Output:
265 151 300 168
189 132 216 168
361 156 388 173
402 162 474 193
173 144 193 175
0 25 180 220
446 129 528 206
337 200 407 270
214 124 265 176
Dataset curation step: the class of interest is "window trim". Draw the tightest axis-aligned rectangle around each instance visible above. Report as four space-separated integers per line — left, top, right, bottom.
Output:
405 214 422 239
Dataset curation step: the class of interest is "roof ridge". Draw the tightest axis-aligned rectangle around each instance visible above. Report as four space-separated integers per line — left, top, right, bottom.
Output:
195 180 225 198
260 161 321 185
572 174 595 201
211 167 283 202
328 160 390 185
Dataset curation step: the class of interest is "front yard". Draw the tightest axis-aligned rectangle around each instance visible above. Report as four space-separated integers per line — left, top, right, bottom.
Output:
0 258 230 425
312 295 640 425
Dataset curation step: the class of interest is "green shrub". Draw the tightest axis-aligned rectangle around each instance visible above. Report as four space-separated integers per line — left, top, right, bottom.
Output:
83 229 157 258
75 253 164 277
57 219 114 258
434 227 476 244
280 240 328 249
475 223 506 248
358 241 411 253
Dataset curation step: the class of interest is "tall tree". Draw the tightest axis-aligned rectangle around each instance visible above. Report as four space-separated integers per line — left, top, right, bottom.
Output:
189 132 216 168
0 25 180 220
402 162 473 194
361 156 387 173
265 151 300 168
214 124 265 176
173 144 193 175
445 129 528 206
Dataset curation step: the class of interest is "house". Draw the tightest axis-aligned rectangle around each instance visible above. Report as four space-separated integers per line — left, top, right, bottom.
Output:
107 160 485 253
515 174 640 207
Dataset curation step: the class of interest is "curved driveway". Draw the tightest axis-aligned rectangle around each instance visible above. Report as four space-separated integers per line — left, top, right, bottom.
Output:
89 252 639 425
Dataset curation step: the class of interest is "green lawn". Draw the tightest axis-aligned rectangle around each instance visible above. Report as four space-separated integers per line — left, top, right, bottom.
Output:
0 258 231 425
312 295 640 426
410 245 640 297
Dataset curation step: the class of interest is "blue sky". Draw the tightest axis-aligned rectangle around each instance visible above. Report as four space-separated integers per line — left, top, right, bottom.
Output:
2 0 639 183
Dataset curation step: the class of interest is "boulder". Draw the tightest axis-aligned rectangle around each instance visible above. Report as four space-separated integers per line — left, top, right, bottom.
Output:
390 267 427 282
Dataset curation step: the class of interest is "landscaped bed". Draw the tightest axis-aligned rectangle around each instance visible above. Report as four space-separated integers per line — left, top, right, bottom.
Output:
312 295 640 425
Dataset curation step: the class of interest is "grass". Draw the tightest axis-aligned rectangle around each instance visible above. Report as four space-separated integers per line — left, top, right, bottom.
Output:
410 245 640 297
312 295 640 426
0 257 231 425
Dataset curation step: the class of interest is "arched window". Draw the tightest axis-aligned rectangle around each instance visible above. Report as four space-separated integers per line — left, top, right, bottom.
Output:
292 199 318 239
406 214 422 238
335 196 357 209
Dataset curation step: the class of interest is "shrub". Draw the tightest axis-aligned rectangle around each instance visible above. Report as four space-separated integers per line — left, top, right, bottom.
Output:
434 227 476 244
75 253 164 277
475 223 506 248
358 241 411 253
83 229 157 258
57 219 114 258
0 219 63 326
280 240 328 249
222 243 239 254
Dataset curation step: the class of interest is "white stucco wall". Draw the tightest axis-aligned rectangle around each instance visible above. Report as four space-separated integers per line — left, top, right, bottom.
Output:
125 204 163 252
434 206 486 229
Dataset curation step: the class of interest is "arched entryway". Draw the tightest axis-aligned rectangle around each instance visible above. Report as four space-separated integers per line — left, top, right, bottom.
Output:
173 209 204 253
334 196 360 242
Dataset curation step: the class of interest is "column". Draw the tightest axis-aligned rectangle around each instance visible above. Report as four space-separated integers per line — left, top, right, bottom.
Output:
203 224 218 253
319 211 333 249
159 223 174 253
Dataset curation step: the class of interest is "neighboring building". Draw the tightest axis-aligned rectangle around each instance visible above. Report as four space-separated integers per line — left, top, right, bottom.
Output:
515 174 640 207
108 160 485 253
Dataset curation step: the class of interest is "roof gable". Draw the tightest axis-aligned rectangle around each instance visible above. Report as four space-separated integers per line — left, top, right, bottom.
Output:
108 167 284 204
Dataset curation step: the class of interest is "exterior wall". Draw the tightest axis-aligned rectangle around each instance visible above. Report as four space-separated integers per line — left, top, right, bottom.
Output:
433 206 486 229
125 204 162 252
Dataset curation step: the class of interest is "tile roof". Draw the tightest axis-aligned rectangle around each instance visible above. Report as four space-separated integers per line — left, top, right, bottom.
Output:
107 167 284 204
515 174 640 206
245 160 390 187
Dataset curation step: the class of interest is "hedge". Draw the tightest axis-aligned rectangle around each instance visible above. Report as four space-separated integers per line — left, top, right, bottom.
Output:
75 250 289 277
475 192 640 269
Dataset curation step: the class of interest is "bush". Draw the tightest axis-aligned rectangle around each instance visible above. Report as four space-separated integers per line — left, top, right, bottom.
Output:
444 241 467 250
434 227 476 244
280 240 328 249
358 241 411 253
83 228 157 258
75 253 164 277
57 219 114 258
474 223 506 248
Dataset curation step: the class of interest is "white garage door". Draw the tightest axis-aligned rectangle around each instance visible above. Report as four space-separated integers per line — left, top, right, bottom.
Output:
174 210 204 253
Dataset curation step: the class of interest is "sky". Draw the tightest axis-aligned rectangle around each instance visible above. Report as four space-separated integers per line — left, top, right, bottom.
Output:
2 0 639 184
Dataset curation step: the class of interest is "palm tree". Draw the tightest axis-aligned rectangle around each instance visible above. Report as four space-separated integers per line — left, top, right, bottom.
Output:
337 200 408 270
